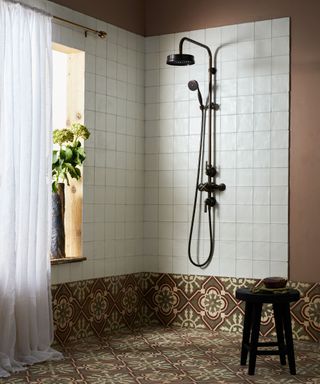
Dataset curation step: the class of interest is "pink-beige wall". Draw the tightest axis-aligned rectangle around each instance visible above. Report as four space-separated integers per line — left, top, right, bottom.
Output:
50 0 320 283
51 0 145 35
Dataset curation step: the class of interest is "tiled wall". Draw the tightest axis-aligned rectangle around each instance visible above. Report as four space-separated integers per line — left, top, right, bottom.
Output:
144 19 290 279
52 273 320 344
21 0 291 283
23 0 146 283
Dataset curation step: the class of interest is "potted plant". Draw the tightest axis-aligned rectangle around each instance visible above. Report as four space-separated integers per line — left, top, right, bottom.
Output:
51 123 90 259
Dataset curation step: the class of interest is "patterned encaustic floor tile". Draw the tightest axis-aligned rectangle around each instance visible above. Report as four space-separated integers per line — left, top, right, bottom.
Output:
1 326 319 384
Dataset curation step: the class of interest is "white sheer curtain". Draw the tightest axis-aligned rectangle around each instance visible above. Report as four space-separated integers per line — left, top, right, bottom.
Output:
0 0 62 377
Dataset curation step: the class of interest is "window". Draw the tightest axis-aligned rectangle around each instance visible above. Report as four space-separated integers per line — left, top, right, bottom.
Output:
52 43 85 262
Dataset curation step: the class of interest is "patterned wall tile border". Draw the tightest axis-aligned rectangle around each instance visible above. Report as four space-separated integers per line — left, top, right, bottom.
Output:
141 273 320 343
51 273 146 344
52 273 320 344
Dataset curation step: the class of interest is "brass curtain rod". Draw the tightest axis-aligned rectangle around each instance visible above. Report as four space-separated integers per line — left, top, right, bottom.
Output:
53 15 107 39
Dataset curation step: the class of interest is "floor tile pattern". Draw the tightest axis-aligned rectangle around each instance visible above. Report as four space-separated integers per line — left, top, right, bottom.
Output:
51 273 320 344
1 327 319 383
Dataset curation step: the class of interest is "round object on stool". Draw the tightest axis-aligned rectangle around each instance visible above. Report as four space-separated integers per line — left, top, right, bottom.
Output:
263 277 287 289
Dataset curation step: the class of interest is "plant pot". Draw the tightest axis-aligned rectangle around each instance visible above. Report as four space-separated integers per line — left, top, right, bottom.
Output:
51 183 66 259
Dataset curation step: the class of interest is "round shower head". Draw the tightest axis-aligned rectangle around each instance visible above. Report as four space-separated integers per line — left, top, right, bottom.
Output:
166 53 195 66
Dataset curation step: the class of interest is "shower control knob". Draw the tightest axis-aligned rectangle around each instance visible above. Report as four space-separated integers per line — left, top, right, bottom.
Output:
216 183 226 191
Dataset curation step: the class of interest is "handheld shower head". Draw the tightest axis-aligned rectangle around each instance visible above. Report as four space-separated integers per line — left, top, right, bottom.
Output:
188 80 204 108
188 80 199 91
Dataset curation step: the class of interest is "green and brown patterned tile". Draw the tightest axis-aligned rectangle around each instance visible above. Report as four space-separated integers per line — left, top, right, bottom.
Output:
51 272 320 344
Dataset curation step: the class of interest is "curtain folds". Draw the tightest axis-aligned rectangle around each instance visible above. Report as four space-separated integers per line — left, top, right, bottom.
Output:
0 0 62 377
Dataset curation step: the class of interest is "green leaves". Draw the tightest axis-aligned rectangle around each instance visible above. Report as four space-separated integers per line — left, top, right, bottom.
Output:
52 124 90 192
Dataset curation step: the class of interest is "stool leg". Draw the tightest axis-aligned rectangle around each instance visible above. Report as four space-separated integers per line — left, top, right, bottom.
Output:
273 303 286 365
241 302 253 365
248 303 262 375
282 303 296 375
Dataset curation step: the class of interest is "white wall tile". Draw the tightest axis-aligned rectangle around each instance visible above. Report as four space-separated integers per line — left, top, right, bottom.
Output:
272 36 290 56
237 223 253 241
253 205 270 223
238 77 253 96
254 57 271 76
254 39 271 58
238 41 254 60
270 261 288 277
237 23 254 42
272 18 290 37
253 113 270 131
254 76 271 94
236 259 253 278
272 55 289 75
254 20 272 40
237 150 253 168
253 260 270 278
237 114 253 132
270 242 287 261
253 242 270 260
237 241 253 259
271 186 288 205
271 224 288 242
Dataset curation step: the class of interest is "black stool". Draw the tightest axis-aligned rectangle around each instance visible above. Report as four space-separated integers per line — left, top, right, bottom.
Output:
236 287 300 375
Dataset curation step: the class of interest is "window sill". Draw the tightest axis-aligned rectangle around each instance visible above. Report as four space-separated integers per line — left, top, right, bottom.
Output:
51 256 86 266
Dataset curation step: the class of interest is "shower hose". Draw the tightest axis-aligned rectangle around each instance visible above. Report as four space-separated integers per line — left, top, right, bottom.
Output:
188 107 215 268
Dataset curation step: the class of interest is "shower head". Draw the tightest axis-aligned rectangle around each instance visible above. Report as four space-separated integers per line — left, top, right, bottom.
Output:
188 80 199 92
188 80 203 108
166 53 195 66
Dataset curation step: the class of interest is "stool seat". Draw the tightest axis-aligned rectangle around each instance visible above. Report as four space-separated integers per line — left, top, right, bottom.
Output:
236 287 300 376
236 287 300 304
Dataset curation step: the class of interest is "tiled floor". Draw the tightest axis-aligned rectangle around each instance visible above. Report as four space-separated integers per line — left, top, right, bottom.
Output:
1 327 319 383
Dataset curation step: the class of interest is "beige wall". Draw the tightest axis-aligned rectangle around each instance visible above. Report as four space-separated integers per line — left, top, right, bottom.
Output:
50 0 320 283
51 0 145 35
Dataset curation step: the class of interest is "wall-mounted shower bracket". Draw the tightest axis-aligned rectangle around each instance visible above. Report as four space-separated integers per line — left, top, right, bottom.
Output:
206 162 217 177
204 197 216 212
210 68 217 74
211 103 220 110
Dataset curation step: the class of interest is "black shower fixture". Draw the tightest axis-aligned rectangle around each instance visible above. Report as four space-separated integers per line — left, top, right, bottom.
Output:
167 37 226 268
188 80 204 109
166 53 195 66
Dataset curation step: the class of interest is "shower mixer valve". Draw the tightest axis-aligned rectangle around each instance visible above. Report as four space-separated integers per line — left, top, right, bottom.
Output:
198 182 226 193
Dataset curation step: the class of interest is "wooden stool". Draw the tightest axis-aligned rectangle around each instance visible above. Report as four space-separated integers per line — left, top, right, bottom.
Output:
236 287 300 375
